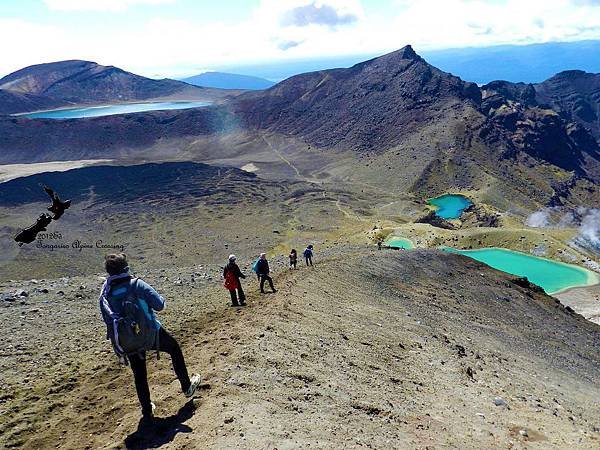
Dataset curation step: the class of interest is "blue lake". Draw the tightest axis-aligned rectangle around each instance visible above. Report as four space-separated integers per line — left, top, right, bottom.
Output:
428 194 472 219
19 101 210 119
443 247 599 294
386 238 414 249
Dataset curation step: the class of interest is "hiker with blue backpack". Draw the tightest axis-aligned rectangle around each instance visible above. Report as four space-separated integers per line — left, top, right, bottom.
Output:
99 253 201 424
303 245 314 266
223 254 246 307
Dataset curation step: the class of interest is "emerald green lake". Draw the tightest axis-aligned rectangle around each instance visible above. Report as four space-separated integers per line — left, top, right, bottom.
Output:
387 238 414 249
443 247 599 294
18 101 210 119
428 194 472 219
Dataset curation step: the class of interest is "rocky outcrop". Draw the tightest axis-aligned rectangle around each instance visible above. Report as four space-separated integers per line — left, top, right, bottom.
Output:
415 210 457 230
480 80 600 179
535 70 600 142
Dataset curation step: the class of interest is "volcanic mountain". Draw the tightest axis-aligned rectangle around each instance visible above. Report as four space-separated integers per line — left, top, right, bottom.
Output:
0 60 214 114
232 46 599 180
233 45 482 152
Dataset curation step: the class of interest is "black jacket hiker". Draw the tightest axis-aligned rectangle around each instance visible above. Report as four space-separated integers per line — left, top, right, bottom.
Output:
256 257 276 293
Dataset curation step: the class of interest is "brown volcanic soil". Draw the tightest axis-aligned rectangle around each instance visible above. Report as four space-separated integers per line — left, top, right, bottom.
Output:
1 248 599 449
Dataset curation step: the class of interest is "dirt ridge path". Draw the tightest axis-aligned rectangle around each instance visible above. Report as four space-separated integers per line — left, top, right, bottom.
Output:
4 248 600 449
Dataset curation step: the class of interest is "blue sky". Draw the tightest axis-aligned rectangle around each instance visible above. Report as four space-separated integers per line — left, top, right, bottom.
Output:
1 0 599 78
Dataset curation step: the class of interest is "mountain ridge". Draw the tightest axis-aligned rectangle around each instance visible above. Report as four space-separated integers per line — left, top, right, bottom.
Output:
0 59 211 115
0 46 598 209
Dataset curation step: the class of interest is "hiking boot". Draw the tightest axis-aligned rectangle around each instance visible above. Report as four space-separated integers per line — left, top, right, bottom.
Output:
272 289 277 293
239 300 246 306
141 402 156 424
184 374 201 398
230 302 240 307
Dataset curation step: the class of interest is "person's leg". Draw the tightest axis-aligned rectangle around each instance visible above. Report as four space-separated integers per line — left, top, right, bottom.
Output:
309 256 313 266
157 328 191 392
267 275 276 292
129 354 153 417
305 257 309 266
237 284 246 304
260 275 266 293
229 289 239 306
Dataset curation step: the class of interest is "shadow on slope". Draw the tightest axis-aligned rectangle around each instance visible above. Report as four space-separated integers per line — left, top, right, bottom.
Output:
124 401 196 450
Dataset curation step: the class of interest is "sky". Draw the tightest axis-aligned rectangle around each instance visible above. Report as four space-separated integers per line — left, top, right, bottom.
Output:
0 0 599 79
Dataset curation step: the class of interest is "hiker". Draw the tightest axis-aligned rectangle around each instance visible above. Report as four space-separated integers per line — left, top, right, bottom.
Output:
289 249 298 269
99 253 200 423
223 254 246 307
256 253 277 294
377 239 383 250
303 245 314 266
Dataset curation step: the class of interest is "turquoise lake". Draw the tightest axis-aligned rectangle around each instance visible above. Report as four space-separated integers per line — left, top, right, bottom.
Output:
386 238 414 249
428 194 472 219
443 247 599 294
19 101 210 119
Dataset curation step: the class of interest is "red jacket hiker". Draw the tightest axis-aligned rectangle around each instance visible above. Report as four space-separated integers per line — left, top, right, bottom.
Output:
223 255 246 306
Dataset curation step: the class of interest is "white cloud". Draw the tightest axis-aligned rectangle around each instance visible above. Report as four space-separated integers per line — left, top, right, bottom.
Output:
43 0 175 12
1 0 600 78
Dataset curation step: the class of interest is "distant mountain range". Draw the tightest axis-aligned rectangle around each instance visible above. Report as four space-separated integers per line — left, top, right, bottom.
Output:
182 72 275 90
423 40 600 85
0 46 598 210
0 60 218 115
214 40 600 85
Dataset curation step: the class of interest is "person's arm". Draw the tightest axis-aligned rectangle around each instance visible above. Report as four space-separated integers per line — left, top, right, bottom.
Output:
235 264 246 279
136 279 165 311
98 284 112 335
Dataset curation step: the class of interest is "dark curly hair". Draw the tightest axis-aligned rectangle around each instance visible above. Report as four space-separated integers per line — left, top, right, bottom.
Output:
104 253 128 276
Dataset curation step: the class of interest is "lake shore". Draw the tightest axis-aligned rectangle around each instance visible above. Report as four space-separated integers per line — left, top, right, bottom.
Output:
15 101 210 119
0 159 113 183
556 284 600 325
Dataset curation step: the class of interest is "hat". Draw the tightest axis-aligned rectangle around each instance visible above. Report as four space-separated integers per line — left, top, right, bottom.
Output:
260 253 266 259
228 254 236 261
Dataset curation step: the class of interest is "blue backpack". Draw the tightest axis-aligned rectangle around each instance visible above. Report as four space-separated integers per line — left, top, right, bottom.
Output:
252 258 260 273
101 278 160 359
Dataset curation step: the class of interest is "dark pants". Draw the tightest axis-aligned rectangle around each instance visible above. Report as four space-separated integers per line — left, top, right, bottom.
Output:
260 274 275 293
229 283 246 305
305 256 313 266
129 327 191 416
